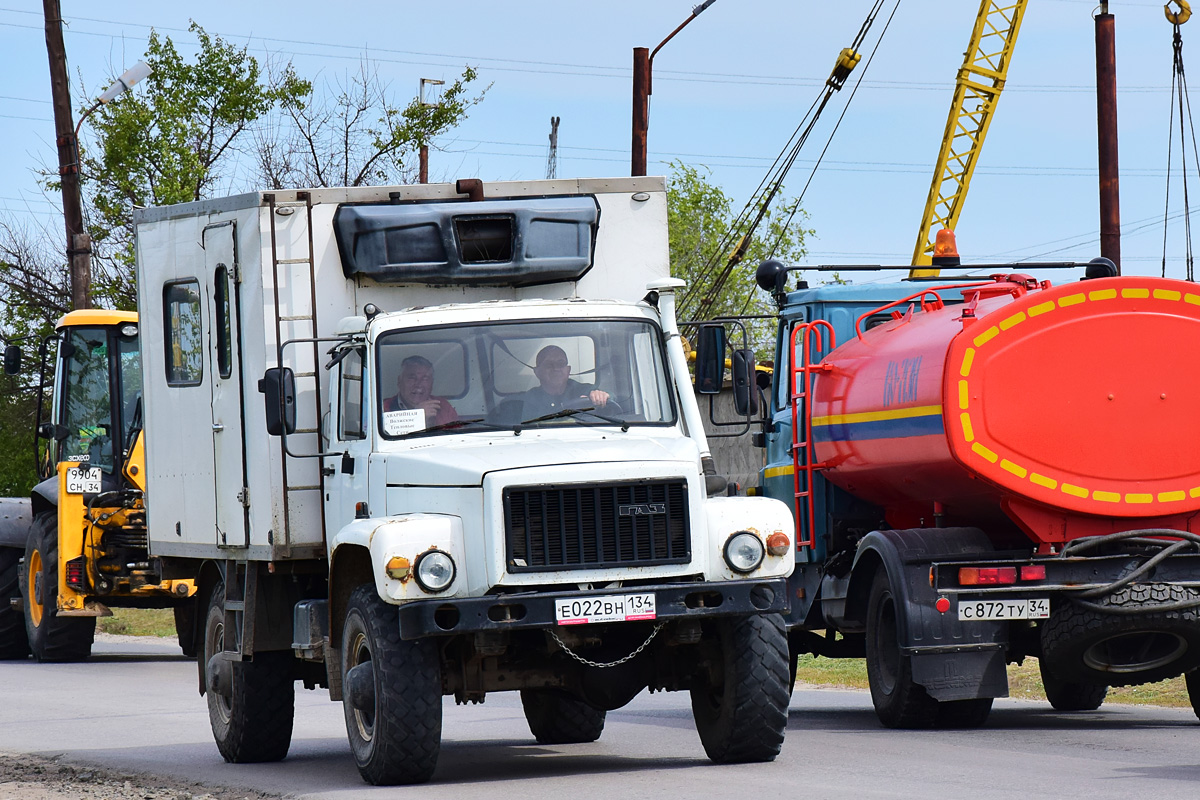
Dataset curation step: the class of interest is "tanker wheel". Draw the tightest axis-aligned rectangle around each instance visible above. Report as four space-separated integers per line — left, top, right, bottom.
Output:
865 570 938 729
690 613 789 764
1185 670 1200 721
204 582 294 763
19 512 93 662
520 689 606 744
0 546 29 659
1039 657 1107 711
342 583 442 785
1041 585 1200 686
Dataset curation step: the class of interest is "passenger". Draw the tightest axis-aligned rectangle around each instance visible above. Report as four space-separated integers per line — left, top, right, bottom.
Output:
382 355 459 426
521 345 608 418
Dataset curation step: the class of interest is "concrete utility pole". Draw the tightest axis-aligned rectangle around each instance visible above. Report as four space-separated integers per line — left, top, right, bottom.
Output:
546 116 560 179
631 0 717 177
1096 2 1122 273
44 0 90 310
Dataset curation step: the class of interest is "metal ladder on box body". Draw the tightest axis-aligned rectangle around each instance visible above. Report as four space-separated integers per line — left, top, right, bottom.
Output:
264 191 328 558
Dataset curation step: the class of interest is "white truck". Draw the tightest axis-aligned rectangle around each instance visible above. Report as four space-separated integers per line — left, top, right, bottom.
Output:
134 177 795 785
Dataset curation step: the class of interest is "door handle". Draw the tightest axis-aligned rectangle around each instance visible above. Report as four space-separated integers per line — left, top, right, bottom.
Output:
212 423 225 432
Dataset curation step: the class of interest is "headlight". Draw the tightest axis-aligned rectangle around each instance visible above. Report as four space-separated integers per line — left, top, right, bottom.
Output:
414 549 456 592
723 532 765 574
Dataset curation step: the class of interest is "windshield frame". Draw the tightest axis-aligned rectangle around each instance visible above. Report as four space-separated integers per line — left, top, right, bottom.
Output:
53 324 139 474
373 315 678 440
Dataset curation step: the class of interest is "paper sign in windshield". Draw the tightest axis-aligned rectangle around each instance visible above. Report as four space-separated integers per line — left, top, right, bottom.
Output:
383 408 426 436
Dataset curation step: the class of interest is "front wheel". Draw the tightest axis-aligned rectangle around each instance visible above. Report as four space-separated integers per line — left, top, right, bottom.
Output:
0 547 29 659
690 613 789 764
20 512 93 662
342 584 442 785
521 689 606 744
204 583 294 762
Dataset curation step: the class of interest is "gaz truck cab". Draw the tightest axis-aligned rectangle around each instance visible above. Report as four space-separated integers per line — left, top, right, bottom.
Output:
134 177 796 785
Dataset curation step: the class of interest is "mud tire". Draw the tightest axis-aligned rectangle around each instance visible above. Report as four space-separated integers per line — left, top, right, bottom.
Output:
690 613 789 764
521 689 606 744
865 570 938 728
1039 658 1107 711
204 584 295 763
0 547 29 659
342 584 442 785
1041 584 1200 686
1185 670 1200 720
19 512 93 662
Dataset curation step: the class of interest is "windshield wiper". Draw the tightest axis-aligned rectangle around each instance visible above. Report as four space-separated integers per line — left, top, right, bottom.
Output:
421 417 517 434
519 406 629 432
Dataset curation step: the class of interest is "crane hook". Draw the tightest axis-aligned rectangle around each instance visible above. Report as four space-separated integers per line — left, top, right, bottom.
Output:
1166 0 1192 25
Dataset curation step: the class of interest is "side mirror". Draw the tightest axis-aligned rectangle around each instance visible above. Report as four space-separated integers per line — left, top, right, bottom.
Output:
693 324 726 395
3 345 21 375
731 349 758 417
259 367 296 436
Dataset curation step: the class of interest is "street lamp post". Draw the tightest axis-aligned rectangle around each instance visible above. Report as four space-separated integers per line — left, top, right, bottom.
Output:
631 0 717 177
45 0 150 309
418 78 445 184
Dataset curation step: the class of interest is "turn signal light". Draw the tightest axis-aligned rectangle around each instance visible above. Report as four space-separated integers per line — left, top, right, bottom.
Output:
958 567 1016 586
385 556 411 581
766 531 791 556
1020 565 1046 581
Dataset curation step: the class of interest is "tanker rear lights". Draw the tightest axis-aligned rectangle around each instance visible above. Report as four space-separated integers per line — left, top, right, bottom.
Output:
958 567 1016 585
957 565 1046 585
65 557 86 590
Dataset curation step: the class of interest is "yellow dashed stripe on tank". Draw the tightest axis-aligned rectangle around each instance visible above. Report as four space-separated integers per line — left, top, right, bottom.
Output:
957 283 1200 507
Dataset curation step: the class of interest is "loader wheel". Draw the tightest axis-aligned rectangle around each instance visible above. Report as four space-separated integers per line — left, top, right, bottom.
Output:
690 613 789 764
342 584 442 785
204 583 294 763
19 512 93 662
1185 670 1200 720
865 570 938 729
520 689 606 744
1041 584 1200 686
1039 657 1107 711
0 546 29 659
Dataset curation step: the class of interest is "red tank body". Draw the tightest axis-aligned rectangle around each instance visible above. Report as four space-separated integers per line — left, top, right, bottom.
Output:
810 274 1200 548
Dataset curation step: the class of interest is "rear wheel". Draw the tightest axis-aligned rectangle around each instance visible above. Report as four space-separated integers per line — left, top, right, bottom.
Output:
865 571 938 728
521 689 606 744
204 583 294 763
342 584 442 785
1186 670 1200 720
19 512 93 662
0 547 29 659
690 613 789 764
1039 657 1107 711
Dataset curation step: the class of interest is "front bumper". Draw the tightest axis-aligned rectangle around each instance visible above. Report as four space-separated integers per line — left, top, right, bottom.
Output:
398 577 787 639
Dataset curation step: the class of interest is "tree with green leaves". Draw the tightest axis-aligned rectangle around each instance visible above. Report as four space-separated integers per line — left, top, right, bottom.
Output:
667 161 811 351
254 62 487 189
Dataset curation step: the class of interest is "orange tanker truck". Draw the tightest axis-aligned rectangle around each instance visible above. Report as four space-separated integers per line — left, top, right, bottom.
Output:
736 249 1200 727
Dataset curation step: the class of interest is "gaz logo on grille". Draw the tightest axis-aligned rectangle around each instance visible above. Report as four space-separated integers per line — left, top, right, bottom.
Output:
618 503 666 516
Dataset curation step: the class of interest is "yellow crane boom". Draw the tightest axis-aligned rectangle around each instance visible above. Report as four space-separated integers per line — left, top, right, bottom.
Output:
911 0 1029 277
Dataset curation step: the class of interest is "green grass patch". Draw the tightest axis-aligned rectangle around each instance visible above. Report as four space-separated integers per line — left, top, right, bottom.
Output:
96 607 177 638
795 653 1193 708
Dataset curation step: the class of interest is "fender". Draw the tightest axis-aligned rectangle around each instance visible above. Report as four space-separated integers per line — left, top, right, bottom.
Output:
30 476 57 519
330 514 468 604
833 527 1009 701
702 495 795 582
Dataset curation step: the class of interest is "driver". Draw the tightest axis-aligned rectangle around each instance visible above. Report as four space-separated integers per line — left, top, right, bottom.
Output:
383 355 458 426
521 345 608 418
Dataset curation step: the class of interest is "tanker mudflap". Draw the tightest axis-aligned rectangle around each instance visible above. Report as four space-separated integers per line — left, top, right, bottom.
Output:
908 646 1008 702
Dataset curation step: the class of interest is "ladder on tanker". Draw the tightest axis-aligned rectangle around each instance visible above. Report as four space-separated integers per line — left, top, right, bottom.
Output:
265 191 328 558
789 320 837 550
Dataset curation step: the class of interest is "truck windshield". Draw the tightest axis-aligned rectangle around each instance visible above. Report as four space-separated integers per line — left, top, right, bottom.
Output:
59 326 116 472
375 318 676 438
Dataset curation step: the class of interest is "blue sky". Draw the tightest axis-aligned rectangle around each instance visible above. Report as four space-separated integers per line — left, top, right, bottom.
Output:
1 1 1196 281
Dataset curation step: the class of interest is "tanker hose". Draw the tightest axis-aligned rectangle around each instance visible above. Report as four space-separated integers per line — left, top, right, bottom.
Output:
1059 529 1200 614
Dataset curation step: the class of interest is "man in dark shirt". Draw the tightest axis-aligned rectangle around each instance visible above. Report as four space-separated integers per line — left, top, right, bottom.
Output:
382 355 458 427
521 345 609 418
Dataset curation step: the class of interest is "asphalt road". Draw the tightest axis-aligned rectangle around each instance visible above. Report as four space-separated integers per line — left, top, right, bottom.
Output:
3 635 1200 799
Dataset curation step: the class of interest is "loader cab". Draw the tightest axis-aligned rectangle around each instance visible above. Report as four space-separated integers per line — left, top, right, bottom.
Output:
41 311 141 479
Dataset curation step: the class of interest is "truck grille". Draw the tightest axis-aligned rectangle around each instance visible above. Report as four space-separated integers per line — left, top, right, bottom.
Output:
504 480 690 572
